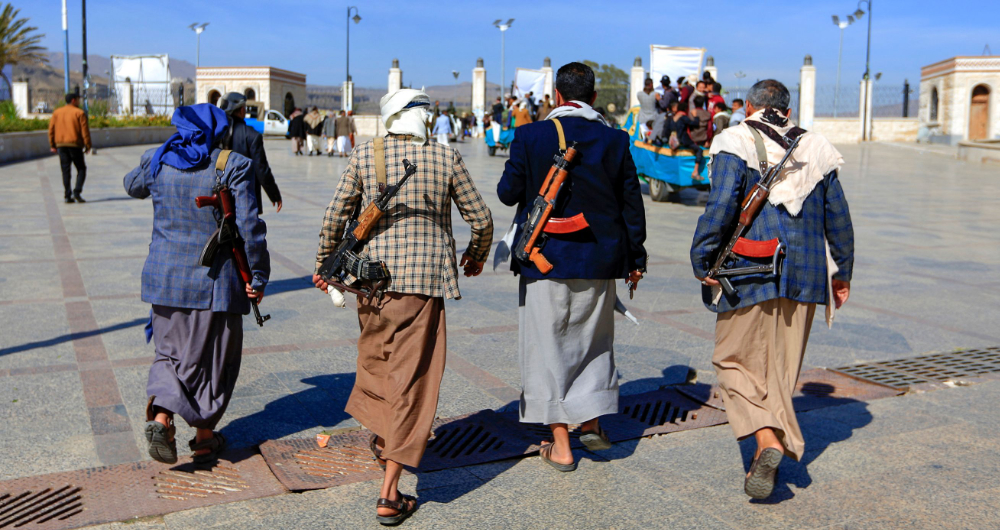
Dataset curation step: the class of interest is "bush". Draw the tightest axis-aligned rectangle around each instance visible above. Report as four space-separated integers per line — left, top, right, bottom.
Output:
0 104 172 133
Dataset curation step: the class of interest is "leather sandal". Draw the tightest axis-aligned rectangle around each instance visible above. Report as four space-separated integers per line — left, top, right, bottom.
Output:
375 490 418 526
144 396 177 464
369 433 387 471
189 432 227 469
579 425 612 451
744 447 783 499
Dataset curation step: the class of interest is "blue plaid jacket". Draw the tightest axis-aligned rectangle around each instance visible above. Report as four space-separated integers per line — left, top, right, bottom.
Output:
690 153 854 313
125 148 270 314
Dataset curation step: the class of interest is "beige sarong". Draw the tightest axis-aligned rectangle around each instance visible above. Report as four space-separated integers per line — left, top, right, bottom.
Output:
345 292 446 468
713 297 816 460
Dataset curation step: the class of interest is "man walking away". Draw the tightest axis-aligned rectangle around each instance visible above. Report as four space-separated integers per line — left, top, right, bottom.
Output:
49 93 92 203
313 88 493 525
538 94 554 121
124 104 269 469
218 92 283 212
335 110 356 157
498 62 647 472
433 109 452 146
288 108 306 155
304 107 324 156
729 99 746 126
323 109 338 157
690 79 854 500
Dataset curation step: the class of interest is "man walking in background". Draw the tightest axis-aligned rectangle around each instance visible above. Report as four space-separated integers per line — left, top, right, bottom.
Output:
49 93 92 203
433 109 452 145
334 110 356 157
218 92 283 213
323 108 338 157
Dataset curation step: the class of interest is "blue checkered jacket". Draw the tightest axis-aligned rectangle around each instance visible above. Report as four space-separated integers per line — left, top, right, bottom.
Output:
690 153 854 313
124 148 270 314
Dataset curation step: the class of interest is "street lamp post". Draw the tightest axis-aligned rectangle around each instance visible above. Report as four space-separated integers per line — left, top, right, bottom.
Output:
346 7 361 112
188 23 209 68
854 1 873 140
831 15 855 118
733 71 746 96
62 0 70 94
492 19 514 100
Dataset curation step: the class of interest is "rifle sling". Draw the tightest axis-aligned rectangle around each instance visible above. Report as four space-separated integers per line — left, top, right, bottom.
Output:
551 118 566 151
373 137 387 188
745 120 805 151
215 149 232 182
747 127 769 175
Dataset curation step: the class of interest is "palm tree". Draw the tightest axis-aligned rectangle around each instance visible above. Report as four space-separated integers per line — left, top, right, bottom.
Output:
0 3 46 96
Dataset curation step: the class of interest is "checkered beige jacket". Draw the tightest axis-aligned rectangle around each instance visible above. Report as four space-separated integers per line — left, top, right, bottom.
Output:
315 135 494 299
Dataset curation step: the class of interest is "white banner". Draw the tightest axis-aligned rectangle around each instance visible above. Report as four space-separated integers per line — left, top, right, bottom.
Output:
110 54 175 115
650 45 705 86
513 68 546 103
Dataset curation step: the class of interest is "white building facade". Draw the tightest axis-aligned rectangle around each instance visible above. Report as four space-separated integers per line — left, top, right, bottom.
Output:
919 56 1000 144
196 66 307 118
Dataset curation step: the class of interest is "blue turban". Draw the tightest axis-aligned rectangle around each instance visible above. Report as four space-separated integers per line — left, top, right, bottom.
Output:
149 103 228 179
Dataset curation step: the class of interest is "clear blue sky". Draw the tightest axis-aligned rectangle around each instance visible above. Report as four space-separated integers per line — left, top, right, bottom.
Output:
18 0 1000 89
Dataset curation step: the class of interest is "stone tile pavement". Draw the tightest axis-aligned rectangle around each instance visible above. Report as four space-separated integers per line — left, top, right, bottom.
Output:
1 137 999 528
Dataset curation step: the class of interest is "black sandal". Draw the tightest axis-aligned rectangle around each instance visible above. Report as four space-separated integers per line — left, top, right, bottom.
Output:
144 396 177 464
579 425 612 451
375 491 418 526
189 432 227 469
369 433 387 471
744 447 783 499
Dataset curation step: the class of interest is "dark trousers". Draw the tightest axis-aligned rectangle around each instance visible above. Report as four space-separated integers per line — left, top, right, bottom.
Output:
58 147 86 198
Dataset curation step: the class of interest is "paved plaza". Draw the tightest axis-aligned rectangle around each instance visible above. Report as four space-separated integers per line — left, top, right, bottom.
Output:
2 137 999 529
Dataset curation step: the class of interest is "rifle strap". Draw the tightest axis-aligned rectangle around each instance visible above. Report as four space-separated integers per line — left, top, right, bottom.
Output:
551 119 567 151
215 149 232 181
747 127 769 175
373 137 387 188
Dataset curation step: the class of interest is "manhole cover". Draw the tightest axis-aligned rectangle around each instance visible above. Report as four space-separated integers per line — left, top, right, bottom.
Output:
833 347 1000 390
0 449 284 530
259 430 384 491
414 411 534 472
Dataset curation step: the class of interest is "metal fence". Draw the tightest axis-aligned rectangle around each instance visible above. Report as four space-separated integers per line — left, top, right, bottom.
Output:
815 84 860 118
723 84 798 122
871 83 918 118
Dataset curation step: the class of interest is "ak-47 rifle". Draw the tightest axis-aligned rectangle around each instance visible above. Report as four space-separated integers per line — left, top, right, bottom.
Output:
317 159 417 302
705 134 803 297
195 151 270 327
513 141 585 274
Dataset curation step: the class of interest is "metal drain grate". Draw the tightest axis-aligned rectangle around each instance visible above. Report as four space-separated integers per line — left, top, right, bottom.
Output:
618 389 728 437
419 411 534 472
155 465 249 501
259 430 384 491
0 485 83 528
295 445 380 478
833 347 1000 390
426 422 505 459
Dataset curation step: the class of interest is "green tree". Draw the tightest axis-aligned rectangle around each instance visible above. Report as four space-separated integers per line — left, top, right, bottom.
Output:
0 4 46 95
583 60 628 116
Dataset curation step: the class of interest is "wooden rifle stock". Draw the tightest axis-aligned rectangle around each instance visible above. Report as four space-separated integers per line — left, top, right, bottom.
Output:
520 146 579 274
351 203 384 241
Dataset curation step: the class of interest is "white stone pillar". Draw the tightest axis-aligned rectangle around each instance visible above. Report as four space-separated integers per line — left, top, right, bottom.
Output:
342 79 354 112
541 57 554 100
12 81 29 118
859 78 873 141
472 58 487 137
121 81 134 115
388 59 402 94
629 57 645 109
798 55 816 129
704 56 718 83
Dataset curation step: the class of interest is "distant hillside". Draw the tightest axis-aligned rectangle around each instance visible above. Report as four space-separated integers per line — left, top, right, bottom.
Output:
306 81 501 115
45 52 197 81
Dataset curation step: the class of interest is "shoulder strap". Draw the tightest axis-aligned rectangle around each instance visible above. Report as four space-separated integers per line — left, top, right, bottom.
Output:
373 137 387 187
551 118 567 151
747 127 769 175
215 149 232 181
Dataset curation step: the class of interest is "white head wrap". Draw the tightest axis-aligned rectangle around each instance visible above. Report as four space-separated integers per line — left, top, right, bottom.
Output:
380 89 431 145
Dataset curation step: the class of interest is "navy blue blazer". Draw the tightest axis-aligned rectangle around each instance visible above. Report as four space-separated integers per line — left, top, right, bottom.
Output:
498 117 647 279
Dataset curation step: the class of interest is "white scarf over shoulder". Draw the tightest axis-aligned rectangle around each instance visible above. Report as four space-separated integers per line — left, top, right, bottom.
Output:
708 110 845 326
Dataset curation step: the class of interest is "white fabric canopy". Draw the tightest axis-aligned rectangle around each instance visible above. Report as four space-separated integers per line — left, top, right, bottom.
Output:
513 68 546 103
110 54 174 115
650 46 705 85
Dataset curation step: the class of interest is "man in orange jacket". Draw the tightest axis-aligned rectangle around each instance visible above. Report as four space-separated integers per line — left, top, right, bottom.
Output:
48 93 92 203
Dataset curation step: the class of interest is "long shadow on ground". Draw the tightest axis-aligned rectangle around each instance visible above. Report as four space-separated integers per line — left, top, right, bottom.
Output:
0 317 147 357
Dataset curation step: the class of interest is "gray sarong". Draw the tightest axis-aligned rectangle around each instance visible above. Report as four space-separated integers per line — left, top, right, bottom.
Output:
518 277 618 425
146 305 243 430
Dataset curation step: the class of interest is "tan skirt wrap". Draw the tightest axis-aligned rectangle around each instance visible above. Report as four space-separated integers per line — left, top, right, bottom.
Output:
712 297 816 460
345 292 446 468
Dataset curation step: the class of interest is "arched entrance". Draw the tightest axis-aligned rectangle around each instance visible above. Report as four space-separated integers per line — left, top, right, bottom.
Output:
969 85 990 141
244 88 256 101
284 92 295 117
208 90 222 106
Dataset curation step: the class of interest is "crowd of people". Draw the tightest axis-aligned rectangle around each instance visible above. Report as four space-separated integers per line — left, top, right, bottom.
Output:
637 72 747 179
286 106 358 157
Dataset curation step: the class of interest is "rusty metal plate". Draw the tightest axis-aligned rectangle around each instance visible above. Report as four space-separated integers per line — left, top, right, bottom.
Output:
259 430 383 492
0 448 285 530
618 388 729 437
833 347 1000 391
794 368 902 410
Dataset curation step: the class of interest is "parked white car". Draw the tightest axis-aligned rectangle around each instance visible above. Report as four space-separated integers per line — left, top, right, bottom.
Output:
244 101 288 136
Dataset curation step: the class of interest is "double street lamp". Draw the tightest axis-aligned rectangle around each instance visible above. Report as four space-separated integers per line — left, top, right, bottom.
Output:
830 14 855 117
492 19 514 99
188 22 209 68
